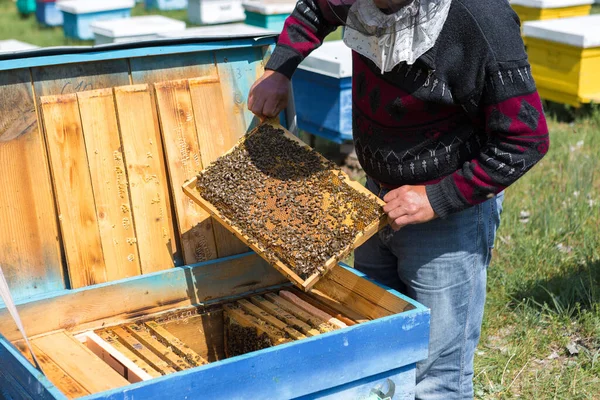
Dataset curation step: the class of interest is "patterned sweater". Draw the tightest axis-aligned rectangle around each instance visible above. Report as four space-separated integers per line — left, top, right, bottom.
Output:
265 0 550 218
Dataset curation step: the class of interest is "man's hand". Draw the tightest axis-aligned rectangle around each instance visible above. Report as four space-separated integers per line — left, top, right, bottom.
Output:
248 70 290 120
383 185 437 231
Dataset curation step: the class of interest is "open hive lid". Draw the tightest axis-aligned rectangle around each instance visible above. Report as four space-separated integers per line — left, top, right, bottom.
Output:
183 121 387 291
523 14 600 47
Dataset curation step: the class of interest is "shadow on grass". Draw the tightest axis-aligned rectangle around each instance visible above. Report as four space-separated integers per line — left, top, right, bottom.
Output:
543 100 600 123
511 259 599 317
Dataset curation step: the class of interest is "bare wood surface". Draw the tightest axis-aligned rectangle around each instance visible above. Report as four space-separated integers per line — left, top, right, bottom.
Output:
109 326 177 375
250 296 320 337
40 94 107 288
188 77 248 258
290 288 363 325
33 331 129 393
114 84 178 273
263 293 335 333
237 299 305 340
95 330 161 379
154 79 218 264
125 324 190 371
77 89 142 281
144 321 208 367
279 290 347 329
0 69 63 300
14 341 89 399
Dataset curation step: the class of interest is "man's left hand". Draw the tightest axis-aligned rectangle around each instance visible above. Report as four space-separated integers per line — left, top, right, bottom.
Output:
383 185 437 231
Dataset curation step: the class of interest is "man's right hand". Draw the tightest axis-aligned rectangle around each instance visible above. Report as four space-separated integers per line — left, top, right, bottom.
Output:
248 70 290 120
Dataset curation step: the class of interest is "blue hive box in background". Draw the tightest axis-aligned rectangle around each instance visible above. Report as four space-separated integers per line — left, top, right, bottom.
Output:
36 0 64 27
243 0 295 31
0 36 429 399
145 0 188 11
293 40 353 143
57 0 135 40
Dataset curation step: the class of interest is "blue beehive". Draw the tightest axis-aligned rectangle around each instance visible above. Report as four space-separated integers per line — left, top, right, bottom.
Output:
145 0 188 11
0 37 429 400
57 0 135 40
243 0 295 31
36 0 64 27
293 40 353 143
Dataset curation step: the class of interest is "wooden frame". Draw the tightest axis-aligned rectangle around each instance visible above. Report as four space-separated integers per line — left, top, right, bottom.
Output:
183 120 388 292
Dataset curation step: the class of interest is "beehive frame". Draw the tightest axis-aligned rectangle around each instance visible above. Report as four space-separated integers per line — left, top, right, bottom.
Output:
183 120 388 291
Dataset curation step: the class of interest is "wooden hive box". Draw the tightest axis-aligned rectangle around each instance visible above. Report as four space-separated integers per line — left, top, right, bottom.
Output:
510 0 592 24
523 14 600 107
0 37 430 400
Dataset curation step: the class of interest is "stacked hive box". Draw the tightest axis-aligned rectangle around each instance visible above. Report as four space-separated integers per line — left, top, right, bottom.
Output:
510 0 593 23
523 14 600 106
57 0 135 40
90 16 186 44
187 0 246 25
243 0 296 31
36 0 64 26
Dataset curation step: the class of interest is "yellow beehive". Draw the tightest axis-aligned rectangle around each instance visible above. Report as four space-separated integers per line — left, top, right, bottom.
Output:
523 15 600 107
510 0 592 24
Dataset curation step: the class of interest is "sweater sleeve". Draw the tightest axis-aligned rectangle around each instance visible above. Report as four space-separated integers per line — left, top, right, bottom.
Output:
426 59 550 218
265 0 343 79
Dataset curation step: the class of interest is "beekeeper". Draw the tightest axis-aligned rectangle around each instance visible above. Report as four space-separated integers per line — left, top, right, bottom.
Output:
248 0 549 398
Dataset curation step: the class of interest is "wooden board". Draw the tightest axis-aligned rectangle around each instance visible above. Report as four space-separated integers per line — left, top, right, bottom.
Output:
40 94 107 288
129 52 218 86
250 296 320 337
77 89 142 281
95 330 161 379
109 326 177 375
188 76 249 258
33 331 129 393
14 341 89 399
237 299 306 340
263 293 334 333
114 85 178 274
125 324 190 371
182 120 387 291
144 321 208 367
0 69 64 301
291 288 361 325
154 79 218 265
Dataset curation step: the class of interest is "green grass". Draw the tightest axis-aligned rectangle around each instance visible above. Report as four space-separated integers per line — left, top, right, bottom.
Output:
0 1 598 397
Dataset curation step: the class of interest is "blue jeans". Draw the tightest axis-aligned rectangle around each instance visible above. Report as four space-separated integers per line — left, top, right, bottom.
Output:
355 178 504 400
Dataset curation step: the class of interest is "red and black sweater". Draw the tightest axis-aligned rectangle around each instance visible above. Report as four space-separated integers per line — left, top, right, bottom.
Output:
266 0 550 218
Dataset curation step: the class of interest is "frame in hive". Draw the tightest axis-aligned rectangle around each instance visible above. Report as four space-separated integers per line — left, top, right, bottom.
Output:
183 120 388 291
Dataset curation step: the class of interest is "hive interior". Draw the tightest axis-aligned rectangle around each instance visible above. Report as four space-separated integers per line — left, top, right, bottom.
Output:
196 124 384 279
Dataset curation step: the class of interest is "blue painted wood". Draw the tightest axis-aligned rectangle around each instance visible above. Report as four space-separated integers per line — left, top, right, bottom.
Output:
292 69 352 143
62 9 132 40
0 37 277 72
0 369 34 400
294 364 416 400
35 1 64 27
245 11 289 31
145 0 187 10
81 307 428 399
0 335 66 400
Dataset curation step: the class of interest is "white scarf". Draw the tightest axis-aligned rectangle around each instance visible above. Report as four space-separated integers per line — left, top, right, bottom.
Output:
343 0 452 73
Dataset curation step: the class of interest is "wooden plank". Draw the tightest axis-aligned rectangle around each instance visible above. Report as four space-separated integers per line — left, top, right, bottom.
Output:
154 79 218 265
77 89 142 281
188 77 248 258
159 311 224 363
313 277 393 321
40 94 107 288
32 60 131 99
291 287 365 325
0 254 286 343
0 69 63 302
95 330 161 379
33 331 129 393
14 341 89 399
129 52 218 86
237 299 306 340
114 84 178 273
279 290 347 329
263 293 335 334
125 324 190 371
317 265 413 314
250 296 320 337
144 321 208 367
109 327 177 375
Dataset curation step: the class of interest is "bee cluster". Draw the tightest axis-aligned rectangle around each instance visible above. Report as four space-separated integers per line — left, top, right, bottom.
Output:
196 125 383 279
